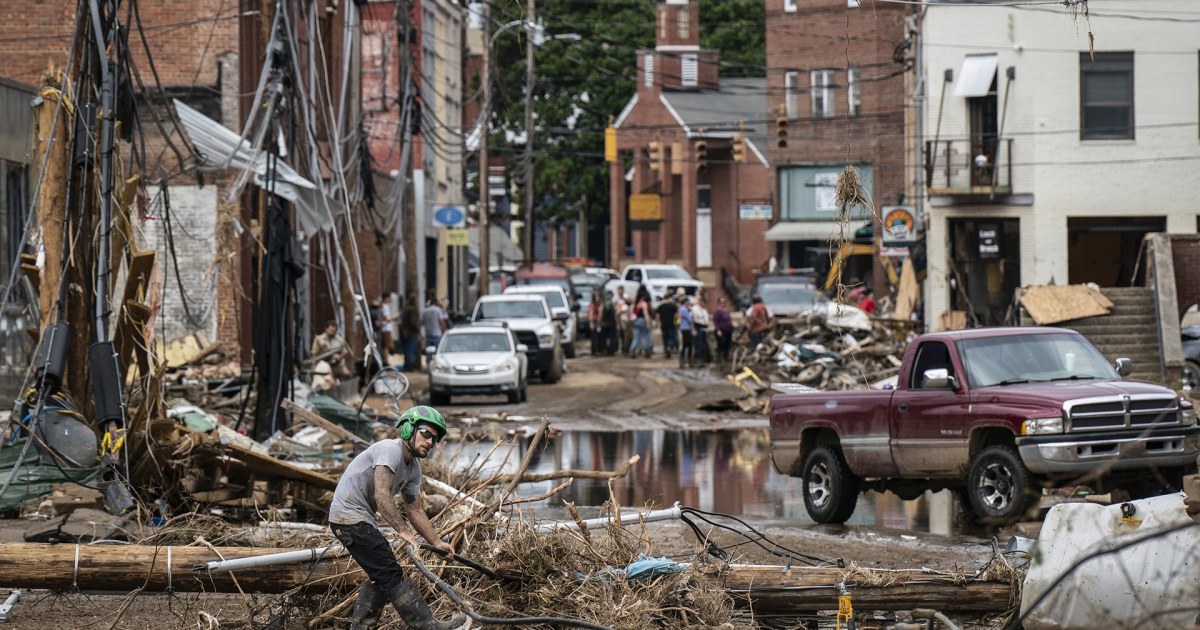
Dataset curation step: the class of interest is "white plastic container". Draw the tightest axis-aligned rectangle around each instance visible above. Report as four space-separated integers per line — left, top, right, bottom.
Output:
1021 493 1200 630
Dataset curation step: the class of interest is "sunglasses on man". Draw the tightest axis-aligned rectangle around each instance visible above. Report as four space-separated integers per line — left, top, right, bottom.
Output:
415 426 441 444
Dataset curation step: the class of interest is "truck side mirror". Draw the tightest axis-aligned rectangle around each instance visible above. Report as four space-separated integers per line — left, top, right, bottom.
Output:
1114 357 1132 377
923 368 958 390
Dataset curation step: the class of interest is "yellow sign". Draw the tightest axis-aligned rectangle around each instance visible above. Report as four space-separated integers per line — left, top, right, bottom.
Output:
629 194 662 221
445 228 469 246
604 127 617 162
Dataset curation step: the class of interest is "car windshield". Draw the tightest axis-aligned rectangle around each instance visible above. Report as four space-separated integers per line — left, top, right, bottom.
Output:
441 332 512 353
518 277 570 294
644 267 691 280
576 285 594 303
758 285 825 307
476 300 547 320
958 332 1118 388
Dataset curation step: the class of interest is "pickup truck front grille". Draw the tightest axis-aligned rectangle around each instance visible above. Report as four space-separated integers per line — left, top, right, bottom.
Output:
514 331 539 351
1065 395 1179 432
664 285 698 298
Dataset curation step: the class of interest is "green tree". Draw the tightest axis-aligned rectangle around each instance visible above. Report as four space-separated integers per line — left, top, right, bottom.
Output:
486 0 763 260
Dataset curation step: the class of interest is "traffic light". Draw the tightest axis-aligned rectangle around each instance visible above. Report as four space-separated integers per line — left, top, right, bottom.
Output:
732 133 747 163
776 104 789 149
695 140 708 170
648 140 662 171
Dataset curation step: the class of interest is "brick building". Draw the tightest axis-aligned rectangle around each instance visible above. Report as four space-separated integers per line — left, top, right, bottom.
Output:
764 0 910 297
608 0 772 300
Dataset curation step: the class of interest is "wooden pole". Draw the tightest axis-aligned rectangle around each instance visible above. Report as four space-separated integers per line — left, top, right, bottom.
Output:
33 79 69 332
0 542 359 593
710 564 1015 613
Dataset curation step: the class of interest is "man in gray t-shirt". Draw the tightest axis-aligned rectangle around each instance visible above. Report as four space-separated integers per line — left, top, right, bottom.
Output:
420 298 449 350
329 406 464 630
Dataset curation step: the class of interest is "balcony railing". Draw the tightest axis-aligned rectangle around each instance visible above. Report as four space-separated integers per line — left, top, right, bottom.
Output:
924 137 1013 194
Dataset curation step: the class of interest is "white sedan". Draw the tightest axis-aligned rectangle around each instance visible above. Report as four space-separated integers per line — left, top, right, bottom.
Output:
427 323 528 405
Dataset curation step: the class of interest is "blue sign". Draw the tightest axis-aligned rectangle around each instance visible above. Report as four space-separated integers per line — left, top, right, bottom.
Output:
434 206 465 227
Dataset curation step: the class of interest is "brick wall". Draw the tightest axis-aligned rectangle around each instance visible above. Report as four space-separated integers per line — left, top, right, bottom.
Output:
1172 235 1200 319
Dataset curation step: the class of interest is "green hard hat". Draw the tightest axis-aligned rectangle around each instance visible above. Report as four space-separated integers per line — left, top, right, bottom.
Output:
396 405 447 438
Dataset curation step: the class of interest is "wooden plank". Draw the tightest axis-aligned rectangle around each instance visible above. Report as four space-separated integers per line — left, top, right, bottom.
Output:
281 398 370 448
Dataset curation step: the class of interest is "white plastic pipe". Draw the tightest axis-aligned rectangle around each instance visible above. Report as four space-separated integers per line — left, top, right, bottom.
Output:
199 545 340 573
0 590 21 622
535 502 682 533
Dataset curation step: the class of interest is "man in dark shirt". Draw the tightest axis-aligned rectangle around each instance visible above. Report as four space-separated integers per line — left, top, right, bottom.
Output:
655 297 679 359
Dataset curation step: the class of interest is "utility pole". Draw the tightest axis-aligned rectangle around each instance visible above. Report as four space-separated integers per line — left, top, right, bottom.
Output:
522 0 536 263
399 0 419 304
477 7 490 294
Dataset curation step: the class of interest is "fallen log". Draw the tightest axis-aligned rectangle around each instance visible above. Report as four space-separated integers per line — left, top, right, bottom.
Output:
708 564 1015 613
0 542 358 593
281 398 370 449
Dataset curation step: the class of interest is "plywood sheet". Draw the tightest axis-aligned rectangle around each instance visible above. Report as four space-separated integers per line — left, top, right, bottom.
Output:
1019 285 1112 325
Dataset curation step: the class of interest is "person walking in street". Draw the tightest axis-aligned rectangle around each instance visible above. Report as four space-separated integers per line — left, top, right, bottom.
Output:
587 291 603 355
691 295 711 364
329 405 466 630
312 320 354 379
613 286 630 356
400 295 422 372
599 291 618 355
379 293 397 359
421 296 449 351
746 295 774 349
677 294 695 368
712 297 734 363
655 293 679 359
628 287 653 358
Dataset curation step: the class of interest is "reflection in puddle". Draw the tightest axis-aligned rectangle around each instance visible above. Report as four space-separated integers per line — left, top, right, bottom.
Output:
449 429 929 531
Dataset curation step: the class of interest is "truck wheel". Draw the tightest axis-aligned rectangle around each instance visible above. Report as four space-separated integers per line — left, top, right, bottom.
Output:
966 445 1034 524
801 445 860 524
542 352 563 384
430 391 450 406
565 342 577 359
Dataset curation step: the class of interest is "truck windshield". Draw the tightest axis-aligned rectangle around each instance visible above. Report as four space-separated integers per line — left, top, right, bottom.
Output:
644 267 690 280
958 332 1118 388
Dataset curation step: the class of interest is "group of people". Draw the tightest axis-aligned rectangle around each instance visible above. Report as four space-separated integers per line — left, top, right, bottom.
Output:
587 286 739 367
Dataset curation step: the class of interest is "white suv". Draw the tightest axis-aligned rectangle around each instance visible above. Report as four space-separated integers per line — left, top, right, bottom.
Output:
471 294 564 383
502 285 577 358
427 323 528 405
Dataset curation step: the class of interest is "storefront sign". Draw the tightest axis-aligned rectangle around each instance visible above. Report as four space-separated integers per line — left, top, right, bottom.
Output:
629 194 662 221
445 228 469 246
738 204 772 220
881 205 917 245
979 224 1000 259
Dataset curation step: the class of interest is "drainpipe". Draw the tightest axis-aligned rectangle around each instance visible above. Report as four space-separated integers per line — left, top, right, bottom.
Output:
535 502 683 533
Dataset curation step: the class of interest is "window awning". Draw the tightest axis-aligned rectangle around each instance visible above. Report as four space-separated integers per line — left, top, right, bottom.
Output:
763 221 854 242
954 54 998 98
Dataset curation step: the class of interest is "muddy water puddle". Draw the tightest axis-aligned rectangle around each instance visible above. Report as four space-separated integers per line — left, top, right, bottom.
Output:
449 428 932 531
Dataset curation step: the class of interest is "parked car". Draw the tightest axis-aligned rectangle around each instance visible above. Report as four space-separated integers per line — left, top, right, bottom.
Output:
503 285 577 358
1183 325 1200 391
751 272 830 320
770 327 1198 525
470 294 564 383
606 263 704 309
426 323 527 405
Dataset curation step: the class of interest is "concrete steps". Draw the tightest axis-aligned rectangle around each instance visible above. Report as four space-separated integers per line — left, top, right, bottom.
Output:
1022 287 1164 383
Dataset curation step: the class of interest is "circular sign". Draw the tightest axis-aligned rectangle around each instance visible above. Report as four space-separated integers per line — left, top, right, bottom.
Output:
434 206 465 227
882 206 915 243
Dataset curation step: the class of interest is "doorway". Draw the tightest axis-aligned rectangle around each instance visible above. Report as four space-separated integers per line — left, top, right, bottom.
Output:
1067 217 1165 287
948 218 1020 326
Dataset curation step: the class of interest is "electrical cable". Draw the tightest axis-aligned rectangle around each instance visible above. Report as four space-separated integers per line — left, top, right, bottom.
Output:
678 507 838 568
402 544 614 630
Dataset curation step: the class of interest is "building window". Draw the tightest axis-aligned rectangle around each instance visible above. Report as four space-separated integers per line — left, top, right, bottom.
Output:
681 54 698 87
1080 51 1133 140
784 0 797 12
677 6 690 40
848 0 861 6
811 69 834 118
5 164 28 278
658 10 667 40
785 71 799 117
847 68 861 116
644 53 654 87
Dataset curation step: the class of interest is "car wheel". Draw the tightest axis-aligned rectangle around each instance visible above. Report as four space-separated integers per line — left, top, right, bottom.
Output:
966 445 1035 525
800 445 859 524
1182 360 1200 392
565 342 576 359
430 391 450 406
542 350 563 384
520 382 527 402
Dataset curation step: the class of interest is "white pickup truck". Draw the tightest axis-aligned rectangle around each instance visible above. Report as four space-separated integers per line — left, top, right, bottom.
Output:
605 264 705 308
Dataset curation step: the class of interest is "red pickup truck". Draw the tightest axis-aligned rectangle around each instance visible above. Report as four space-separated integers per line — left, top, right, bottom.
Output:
770 327 1199 524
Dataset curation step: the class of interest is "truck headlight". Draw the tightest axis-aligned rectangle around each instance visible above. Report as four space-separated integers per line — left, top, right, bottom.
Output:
1181 402 1196 426
431 357 451 373
538 333 555 346
1022 417 1064 435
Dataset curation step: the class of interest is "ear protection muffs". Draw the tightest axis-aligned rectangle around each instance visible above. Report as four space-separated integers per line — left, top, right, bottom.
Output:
398 419 415 440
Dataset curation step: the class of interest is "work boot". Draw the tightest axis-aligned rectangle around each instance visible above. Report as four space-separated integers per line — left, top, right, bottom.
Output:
388 580 467 630
350 581 387 630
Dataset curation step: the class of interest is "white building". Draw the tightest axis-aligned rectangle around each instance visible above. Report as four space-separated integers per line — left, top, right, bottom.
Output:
921 0 1200 328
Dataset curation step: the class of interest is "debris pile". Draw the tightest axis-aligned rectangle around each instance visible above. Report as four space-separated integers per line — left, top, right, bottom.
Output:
715 307 919 414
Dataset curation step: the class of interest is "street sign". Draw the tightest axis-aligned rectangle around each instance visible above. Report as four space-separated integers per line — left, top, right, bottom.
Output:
738 204 772 220
445 228 469 246
434 206 465 227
